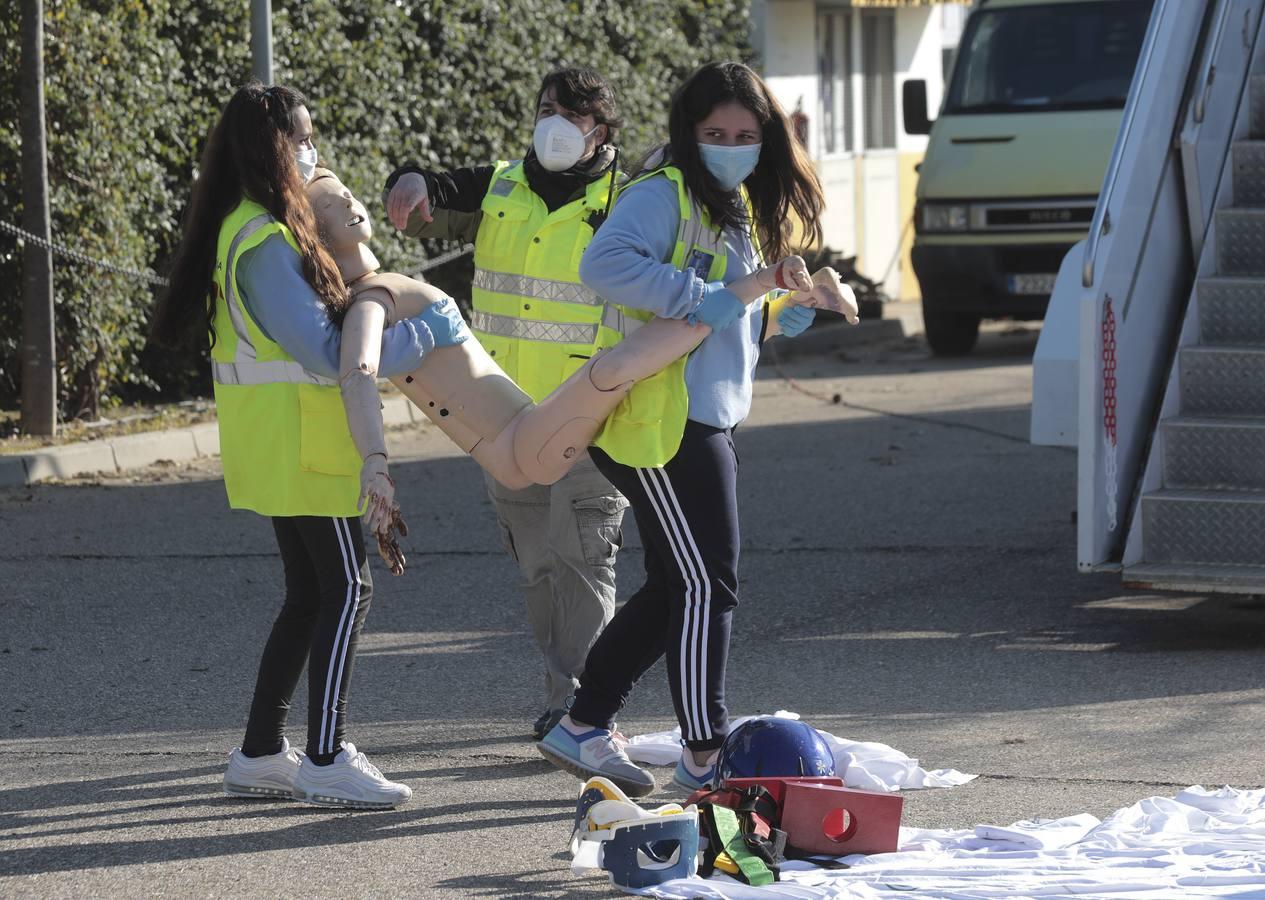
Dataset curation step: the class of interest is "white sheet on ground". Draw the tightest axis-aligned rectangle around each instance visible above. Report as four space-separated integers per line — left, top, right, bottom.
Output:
972 813 1101 850
623 711 976 792
617 785 1265 898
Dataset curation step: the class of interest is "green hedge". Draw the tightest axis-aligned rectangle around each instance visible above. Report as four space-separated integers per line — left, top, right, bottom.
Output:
0 0 750 419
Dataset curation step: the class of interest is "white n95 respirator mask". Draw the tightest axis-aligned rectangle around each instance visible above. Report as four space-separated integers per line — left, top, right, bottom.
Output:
295 147 318 184
533 115 598 172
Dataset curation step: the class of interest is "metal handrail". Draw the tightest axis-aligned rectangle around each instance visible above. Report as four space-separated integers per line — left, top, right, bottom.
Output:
1194 0 1237 123
1083 0 1175 288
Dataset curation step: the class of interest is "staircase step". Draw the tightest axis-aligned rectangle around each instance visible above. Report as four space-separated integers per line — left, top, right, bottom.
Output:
1142 488 1265 565
1180 345 1265 416
1199 277 1265 345
1163 415 1265 490
1124 561 1265 594
1252 76 1265 140
1218 208 1265 275
1234 142 1265 206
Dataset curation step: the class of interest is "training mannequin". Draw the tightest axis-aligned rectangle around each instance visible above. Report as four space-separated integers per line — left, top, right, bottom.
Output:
309 170 859 570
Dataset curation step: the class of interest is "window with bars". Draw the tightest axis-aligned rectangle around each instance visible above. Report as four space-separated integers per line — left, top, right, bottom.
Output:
862 10 896 150
816 10 853 155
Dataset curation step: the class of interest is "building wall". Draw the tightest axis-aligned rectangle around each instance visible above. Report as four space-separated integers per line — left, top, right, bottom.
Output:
753 0 960 301
895 7 938 301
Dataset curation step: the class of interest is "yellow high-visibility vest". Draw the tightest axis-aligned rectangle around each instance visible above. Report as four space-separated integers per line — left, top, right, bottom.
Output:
591 166 738 468
210 198 361 517
470 160 624 402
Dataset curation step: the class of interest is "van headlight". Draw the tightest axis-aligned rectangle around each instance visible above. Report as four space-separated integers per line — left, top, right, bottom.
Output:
919 203 970 233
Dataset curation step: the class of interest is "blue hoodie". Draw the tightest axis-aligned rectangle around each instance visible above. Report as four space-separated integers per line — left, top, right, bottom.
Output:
236 234 435 379
578 174 765 430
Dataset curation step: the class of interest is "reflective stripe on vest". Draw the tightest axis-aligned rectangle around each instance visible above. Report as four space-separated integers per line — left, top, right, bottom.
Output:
212 359 337 387
470 304 637 345
471 160 625 402
472 268 602 307
221 214 274 364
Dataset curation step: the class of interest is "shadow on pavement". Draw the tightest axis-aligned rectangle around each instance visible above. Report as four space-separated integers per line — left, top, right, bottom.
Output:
0 769 575 878
760 321 1044 381
434 866 590 899
1 390 1261 746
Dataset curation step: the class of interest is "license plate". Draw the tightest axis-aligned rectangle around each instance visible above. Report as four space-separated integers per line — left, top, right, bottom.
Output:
1007 273 1057 295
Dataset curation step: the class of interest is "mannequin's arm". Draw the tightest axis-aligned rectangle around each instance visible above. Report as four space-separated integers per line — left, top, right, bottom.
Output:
763 267 861 340
340 292 407 574
725 255 813 304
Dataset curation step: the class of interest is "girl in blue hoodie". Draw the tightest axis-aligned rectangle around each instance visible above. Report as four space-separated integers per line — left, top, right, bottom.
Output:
537 62 828 797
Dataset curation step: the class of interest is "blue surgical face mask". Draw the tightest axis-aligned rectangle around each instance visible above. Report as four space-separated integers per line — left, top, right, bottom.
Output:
698 142 762 191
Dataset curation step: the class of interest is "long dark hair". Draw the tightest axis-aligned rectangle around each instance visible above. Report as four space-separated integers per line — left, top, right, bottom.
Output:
151 82 347 348
661 61 824 262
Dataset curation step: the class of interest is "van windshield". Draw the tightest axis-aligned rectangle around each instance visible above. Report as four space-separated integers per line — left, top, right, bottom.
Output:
944 1 1153 115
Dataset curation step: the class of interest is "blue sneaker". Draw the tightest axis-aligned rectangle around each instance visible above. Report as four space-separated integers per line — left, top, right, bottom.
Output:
671 755 715 793
538 721 656 798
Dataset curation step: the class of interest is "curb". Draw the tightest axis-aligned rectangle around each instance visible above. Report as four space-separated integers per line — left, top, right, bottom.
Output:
2 395 418 487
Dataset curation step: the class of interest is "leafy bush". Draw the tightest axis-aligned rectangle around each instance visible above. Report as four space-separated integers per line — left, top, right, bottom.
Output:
0 0 750 419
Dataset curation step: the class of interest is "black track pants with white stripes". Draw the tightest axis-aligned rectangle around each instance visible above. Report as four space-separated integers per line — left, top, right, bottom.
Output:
572 421 739 752
242 515 373 760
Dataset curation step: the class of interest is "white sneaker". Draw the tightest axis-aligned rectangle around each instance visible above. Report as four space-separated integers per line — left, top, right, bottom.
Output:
224 737 304 799
291 742 412 809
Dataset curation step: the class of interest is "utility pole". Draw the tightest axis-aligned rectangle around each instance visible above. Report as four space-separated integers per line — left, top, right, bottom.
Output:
19 0 55 436
251 0 273 85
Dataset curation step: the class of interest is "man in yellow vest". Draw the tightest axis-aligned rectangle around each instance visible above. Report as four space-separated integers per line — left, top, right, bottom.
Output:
385 67 628 740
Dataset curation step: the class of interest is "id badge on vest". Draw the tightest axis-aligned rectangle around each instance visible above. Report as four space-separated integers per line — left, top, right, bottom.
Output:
684 246 717 277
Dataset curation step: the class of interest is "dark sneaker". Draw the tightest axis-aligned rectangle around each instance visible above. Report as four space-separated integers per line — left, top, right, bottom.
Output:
532 707 568 742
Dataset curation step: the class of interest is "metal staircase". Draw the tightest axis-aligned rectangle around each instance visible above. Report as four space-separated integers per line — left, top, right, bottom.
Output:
1030 0 1265 590
1125 75 1265 591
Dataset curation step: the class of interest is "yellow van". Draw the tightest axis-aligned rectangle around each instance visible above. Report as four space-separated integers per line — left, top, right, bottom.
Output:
903 0 1152 354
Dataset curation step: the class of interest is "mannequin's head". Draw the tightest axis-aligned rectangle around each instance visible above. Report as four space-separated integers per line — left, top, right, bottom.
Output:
307 168 373 250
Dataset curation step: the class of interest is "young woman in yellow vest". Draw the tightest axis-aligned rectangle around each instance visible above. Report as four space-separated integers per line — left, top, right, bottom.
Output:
383 67 631 743
537 62 839 797
152 84 462 809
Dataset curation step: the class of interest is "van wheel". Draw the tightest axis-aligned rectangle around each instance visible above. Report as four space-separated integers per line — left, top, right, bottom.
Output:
923 308 980 356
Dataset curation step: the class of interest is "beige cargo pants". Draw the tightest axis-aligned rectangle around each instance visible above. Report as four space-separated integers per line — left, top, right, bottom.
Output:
484 455 628 713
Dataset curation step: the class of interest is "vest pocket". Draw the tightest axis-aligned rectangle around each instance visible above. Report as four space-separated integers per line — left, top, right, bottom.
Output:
480 191 532 223
560 353 589 387
297 383 360 476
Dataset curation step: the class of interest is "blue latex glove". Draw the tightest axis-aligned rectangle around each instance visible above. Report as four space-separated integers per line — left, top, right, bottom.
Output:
418 297 470 348
778 303 816 337
688 285 746 330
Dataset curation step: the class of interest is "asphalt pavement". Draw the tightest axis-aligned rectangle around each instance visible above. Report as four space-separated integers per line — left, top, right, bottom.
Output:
3 324 1263 898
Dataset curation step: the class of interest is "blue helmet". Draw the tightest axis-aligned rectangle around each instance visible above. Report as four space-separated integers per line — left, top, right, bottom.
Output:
715 717 837 781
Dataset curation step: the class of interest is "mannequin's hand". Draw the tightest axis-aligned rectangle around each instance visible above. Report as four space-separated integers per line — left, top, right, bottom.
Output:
387 172 432 230
726 255 814 303
791 267 860 324
760 256 813 293
376 506 409 576
359 453 396 536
